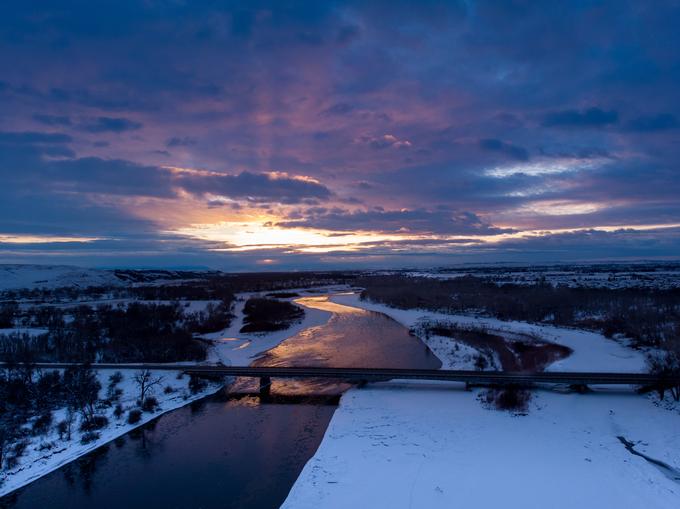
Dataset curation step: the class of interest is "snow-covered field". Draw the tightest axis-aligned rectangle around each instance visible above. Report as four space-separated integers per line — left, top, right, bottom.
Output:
403 264 680 290
0 369 222 497
282 294 680 509
0 265 122 291
0 264 217 294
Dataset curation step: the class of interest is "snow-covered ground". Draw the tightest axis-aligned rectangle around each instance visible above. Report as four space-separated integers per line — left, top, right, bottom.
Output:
0 264 222 294
0 265 122 291
282 294 680 509
402 265 680 290
0 369 222 497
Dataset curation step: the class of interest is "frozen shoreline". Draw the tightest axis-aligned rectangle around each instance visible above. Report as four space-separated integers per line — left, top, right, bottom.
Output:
0 369 223 497
282 294 680 509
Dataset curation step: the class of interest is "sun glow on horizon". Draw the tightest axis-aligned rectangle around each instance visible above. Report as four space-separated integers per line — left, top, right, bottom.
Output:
170 221 408 252
168 220 680 255
0 235 104 244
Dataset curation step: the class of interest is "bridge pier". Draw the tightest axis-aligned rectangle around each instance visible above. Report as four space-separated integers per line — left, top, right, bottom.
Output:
651 383 665 400
259 376 271 398
569 383 590 394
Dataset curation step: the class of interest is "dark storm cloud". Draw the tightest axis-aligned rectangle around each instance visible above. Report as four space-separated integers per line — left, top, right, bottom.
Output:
32 114 72 126
2 83 159 112
493 228 680 259
166 136 197 147
2 129 328 200
0 187 156 236
479 138 529 161
49 157 173 196
0 131 72 144
275 207 510 235
77 116 143 133
627 113 678 132
321 103 354 116
0 136 175 198
178 171 332 203
541 108 619 128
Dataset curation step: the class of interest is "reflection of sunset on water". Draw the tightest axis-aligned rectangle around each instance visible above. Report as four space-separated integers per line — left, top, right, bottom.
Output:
227 293 441 397
291 295 368 315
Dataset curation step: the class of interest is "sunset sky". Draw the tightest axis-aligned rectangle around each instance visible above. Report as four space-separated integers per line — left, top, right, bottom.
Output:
1 1 680 270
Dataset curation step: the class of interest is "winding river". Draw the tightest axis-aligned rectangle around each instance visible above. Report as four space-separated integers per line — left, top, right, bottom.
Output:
1 294 440 509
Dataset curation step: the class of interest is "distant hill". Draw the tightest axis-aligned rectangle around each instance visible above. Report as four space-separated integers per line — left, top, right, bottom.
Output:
0 264 221 291
0 264 122 291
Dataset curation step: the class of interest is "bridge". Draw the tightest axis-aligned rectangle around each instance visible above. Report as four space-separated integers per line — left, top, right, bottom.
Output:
6 362 680 398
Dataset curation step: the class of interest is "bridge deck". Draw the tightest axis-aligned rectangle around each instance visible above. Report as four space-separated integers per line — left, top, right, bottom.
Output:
6 363 680 387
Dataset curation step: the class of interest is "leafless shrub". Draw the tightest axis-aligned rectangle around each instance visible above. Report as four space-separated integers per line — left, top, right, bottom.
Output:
474 354 488 370
80 415 108 432
80 431 100 444
31 412 53 436
480 386 531 413
142 396 158 412
127 409 142 424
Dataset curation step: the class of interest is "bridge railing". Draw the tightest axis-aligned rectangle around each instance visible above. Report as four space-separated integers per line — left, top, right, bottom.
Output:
2 362 679 390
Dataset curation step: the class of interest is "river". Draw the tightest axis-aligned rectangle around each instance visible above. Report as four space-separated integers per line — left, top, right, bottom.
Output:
1 294 440 509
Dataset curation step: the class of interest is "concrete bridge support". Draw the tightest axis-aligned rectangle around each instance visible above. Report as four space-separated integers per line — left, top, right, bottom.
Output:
569 383 590 394
259 376 271 398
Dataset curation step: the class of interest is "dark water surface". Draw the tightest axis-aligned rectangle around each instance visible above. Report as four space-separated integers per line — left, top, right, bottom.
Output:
1 396 335 509
2 294 440 509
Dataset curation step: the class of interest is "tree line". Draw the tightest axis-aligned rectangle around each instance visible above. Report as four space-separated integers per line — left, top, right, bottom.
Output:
358 275 680 348
0 301 233 363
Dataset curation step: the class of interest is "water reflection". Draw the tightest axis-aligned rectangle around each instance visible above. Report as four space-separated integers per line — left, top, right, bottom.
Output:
239 294 440 396
2 392 336 509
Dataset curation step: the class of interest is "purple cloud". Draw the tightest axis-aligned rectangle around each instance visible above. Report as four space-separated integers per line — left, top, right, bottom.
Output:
0 1 679 267
177 171 332 203
542 108 619 128
78 117 143 133
275 207 511 235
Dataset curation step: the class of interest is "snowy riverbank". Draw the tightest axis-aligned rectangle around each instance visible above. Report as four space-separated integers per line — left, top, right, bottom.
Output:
282 294 680 509
0 369 222 497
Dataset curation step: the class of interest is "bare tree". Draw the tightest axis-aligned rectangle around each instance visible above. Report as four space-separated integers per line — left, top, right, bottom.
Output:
133 370 163 406
63 366 101 425
57 409 75 441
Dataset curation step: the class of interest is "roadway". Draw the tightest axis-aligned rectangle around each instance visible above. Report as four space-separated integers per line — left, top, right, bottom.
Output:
6 362 680 388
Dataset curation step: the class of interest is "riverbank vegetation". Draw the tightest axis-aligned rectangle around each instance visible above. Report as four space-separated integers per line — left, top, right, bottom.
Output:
0 363 215 486
0 302 218 363
240 297 305 333
358 275 680 350
359 275 680 397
